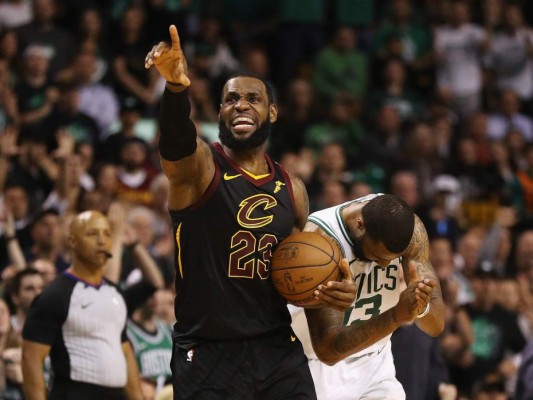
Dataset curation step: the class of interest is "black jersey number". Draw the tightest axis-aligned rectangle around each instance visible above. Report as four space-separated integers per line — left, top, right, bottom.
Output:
228 231 278 279
342 294 383 326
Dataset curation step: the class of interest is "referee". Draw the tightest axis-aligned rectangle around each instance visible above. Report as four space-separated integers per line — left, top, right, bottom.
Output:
21 211 143 400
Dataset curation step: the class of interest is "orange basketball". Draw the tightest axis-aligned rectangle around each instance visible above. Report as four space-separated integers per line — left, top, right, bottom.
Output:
271 231 342 307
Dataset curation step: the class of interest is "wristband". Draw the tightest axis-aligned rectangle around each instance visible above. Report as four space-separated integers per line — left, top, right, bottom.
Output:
417 303 430 319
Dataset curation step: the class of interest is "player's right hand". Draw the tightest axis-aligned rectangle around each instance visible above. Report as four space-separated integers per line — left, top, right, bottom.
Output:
145 25 191 88
315 259 356 312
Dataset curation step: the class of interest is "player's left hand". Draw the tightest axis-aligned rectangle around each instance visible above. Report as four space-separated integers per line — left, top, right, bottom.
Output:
407 261 436 314
314 258 356 311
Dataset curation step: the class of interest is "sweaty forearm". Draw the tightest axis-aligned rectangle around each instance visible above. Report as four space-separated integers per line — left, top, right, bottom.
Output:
415 289 446 336
306 307 401 366
158 88 197 161
406 217 446 336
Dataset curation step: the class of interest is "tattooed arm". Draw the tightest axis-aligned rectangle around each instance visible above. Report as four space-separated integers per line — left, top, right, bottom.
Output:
402 215 446 337
303 221 421 365
304 277 422 365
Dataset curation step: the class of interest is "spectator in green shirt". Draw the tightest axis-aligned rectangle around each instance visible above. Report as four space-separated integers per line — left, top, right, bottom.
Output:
312 27 369 104
304 94 365 162
373 0 432 65
369 56 423 122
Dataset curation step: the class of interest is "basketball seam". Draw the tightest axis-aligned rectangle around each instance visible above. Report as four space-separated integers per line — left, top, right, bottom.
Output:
274 239 336 266
272 232 341 301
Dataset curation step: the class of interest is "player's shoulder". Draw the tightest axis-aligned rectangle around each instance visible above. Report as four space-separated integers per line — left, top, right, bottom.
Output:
402 214 429 257
288 173 306 198
277 167 309 223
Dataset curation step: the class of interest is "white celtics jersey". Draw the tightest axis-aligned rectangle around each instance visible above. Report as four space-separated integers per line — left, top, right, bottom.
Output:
291 194 403 359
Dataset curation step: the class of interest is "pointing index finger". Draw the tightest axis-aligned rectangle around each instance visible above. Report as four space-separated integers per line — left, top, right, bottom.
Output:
169 25 181 50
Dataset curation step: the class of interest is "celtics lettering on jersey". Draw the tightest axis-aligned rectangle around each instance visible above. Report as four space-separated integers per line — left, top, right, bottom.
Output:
127 320 172 381
343 260 402 326
228 193 280 279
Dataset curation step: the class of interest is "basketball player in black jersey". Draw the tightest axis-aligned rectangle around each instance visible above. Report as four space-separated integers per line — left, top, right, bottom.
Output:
145 25 357 399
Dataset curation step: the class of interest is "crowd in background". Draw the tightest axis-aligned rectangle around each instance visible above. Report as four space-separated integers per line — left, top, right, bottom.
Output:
1 0 533 399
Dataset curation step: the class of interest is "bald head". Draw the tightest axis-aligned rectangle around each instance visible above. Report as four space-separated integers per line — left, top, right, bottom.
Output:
69 210 108 235
68 211 111 258
68 210 112 275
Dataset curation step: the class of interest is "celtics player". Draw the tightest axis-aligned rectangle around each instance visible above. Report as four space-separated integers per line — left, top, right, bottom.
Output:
291 194 445 399
127 294 173 394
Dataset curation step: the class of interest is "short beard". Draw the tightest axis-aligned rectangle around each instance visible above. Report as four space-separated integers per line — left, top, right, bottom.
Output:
219 118 271 150
353 235 372 263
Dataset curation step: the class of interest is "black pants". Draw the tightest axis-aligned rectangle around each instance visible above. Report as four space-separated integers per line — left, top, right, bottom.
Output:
48 380 125 400
171 329 317 400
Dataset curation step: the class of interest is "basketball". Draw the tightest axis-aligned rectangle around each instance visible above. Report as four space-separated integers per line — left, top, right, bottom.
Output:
271 231 342 307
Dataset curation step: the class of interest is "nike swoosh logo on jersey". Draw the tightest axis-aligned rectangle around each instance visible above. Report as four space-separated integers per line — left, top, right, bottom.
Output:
223 173 242 181
81 302 93 309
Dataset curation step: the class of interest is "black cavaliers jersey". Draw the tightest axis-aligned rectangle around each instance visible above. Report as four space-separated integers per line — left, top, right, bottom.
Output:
170 143 297 348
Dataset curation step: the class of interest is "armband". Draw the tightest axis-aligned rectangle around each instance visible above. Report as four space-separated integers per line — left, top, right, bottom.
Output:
158 89 197 161
416 303 430 319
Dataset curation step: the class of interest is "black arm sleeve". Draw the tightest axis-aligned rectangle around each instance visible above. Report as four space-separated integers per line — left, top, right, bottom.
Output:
158 88 198 161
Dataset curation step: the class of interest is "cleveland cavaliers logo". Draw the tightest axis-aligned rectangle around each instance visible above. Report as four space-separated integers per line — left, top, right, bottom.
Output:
237 194 277 229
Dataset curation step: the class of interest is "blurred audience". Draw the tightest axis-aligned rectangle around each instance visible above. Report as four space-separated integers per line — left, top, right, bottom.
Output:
0 1 532 398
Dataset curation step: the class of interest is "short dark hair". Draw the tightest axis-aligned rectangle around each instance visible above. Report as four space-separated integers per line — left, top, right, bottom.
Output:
31 208 60 230
4 268 42 313
361 194 415 253
222 73 276 104
10 268 42 295
120 137 149 153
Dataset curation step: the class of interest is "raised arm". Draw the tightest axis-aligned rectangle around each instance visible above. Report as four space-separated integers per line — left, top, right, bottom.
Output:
1 205 26 273
104 202 126 284
0 126 20 193
124 225 165 289
402 215 446 337
146 25 214 210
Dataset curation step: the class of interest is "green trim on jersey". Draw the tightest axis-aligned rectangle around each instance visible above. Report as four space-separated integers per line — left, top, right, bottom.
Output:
307 216 347 258
336 203 354 248
127 320 172 380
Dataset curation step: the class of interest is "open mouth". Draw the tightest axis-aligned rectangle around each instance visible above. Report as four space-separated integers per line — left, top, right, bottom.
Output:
97 250 110 258
231 117 255 133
